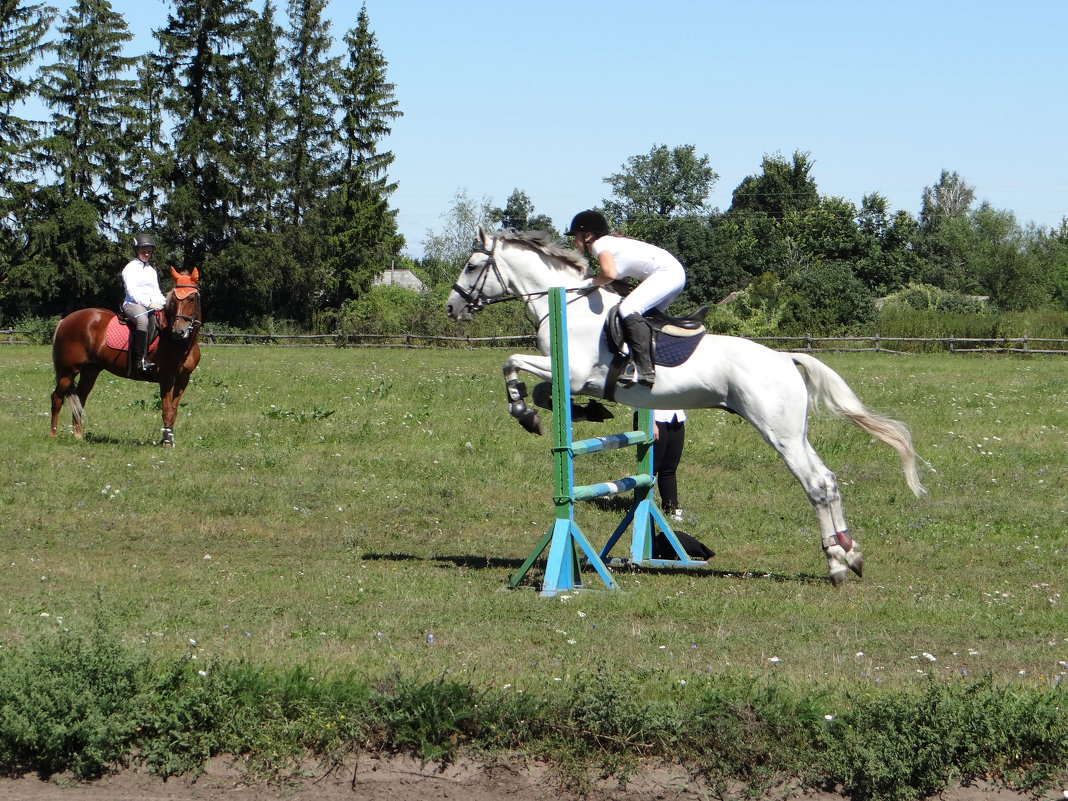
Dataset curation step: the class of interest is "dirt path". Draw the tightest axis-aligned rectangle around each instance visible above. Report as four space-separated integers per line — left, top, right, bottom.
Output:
0 756 1063 801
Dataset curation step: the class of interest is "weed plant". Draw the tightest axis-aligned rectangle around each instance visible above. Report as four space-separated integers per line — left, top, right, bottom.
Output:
0 344 1065 796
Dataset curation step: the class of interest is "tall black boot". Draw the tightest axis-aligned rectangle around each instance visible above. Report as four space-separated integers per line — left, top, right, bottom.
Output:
620 313 655 387
131 329 155 377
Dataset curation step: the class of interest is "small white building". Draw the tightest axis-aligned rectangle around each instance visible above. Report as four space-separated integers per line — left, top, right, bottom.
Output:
373 267 427 292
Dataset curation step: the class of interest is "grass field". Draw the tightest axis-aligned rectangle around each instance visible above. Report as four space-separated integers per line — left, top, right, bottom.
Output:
1 344 1065 700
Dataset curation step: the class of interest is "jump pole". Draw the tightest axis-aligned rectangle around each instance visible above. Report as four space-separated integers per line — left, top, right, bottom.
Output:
507 288 706 598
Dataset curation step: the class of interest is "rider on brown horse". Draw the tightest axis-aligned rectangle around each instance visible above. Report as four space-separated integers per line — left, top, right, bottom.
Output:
121 233 166 378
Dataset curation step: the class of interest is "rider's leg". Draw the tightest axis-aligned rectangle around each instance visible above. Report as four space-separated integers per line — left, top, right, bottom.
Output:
123 302 156 376
620 313 655 386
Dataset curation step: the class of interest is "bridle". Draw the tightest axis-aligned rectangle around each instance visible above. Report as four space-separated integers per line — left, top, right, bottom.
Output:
450 237 513 313
167 281 202 334
452 235 595 315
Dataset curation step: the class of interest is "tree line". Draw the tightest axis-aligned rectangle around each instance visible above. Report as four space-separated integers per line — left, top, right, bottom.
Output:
1 1 1065 336
1 0 401 329
421 148 1067 338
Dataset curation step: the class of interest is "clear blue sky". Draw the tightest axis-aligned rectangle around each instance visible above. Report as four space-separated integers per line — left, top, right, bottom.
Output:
37 0 1068 258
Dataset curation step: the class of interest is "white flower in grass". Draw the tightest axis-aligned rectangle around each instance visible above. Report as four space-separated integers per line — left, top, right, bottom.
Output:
768 657 782 663
922 652 937 662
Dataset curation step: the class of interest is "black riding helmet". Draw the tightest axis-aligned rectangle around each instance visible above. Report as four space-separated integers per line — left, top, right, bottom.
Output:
133 233 155 250
565 210 610 238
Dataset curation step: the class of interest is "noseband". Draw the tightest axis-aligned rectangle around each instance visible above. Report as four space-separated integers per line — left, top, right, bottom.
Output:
169 284 202 331
452 236 593 314
450 238 509 313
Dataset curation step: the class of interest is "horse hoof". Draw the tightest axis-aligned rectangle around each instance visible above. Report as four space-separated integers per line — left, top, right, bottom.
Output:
829 567 848 587
517 410 542 435
848 553 864 578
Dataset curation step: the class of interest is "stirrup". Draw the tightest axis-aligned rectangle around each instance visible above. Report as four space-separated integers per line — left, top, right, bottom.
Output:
617 363 639 386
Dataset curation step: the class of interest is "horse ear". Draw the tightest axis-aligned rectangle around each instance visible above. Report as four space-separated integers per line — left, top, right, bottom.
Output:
476 225 489 247
191 266 200 283
169 265 181 282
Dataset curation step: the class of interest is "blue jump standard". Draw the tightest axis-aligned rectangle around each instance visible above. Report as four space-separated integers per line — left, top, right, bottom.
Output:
507 287 707 597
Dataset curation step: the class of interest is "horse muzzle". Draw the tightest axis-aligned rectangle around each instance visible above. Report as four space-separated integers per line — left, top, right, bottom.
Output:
445 290 474 322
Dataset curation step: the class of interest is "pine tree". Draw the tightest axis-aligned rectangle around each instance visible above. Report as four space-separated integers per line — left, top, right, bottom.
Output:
219 0 288 322
155 0 251 268
272 0 338 322
0 0 54 180
325 3 403 303
280 0 337 227
0 0 57 319
14 0 148 315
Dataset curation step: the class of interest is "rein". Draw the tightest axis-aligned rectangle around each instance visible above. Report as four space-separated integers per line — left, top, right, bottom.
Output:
453 236 595 314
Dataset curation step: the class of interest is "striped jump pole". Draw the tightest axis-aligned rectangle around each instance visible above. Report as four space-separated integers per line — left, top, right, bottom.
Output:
508 288 706 598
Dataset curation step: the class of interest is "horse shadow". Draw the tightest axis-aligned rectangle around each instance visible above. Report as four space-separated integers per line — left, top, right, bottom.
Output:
359 552 827 584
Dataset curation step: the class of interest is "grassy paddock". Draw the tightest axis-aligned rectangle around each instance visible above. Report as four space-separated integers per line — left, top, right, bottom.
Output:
0 344 1066 789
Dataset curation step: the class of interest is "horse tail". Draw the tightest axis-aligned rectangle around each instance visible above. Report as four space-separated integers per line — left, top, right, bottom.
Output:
66 394 84 426
789 352 925 497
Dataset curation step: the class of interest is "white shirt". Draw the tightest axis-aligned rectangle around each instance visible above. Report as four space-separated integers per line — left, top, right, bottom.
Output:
654 409 687 424
591 235 684 280
122 259 166 309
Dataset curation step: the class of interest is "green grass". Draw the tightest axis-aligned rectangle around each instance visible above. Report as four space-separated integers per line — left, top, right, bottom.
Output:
1 346 1065 691
2 344 1066 793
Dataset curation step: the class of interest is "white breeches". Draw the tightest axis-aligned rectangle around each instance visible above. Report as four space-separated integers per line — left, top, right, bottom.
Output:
618 264 686 316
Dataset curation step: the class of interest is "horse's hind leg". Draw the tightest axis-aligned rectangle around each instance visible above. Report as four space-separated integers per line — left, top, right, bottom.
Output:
50 373 75 437
60 365 102 439
775 437 863 586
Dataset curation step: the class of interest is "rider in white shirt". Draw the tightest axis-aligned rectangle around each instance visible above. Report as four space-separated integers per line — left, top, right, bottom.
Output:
121 233 166 377
566 210 685 386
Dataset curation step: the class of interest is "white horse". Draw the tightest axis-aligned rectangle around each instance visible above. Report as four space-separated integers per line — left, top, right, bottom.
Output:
446 226 925 585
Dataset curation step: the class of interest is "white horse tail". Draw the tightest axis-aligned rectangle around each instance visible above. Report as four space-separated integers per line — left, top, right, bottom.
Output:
66 393 84 427
789 352 925 497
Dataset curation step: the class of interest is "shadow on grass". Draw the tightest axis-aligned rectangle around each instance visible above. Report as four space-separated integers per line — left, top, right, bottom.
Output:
360 552 828 585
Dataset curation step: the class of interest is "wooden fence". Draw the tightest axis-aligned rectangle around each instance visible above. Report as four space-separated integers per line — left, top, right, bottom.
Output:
2 328 1066 354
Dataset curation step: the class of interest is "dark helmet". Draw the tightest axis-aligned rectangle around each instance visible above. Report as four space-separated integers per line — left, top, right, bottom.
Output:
565 210 610 238
133 233 155 250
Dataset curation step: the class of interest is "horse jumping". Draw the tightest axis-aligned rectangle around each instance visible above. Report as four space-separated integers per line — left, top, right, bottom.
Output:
50 266 203 447
446 227 925 586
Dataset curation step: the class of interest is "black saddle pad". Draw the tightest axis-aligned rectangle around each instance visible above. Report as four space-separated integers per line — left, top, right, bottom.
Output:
653 331 703 368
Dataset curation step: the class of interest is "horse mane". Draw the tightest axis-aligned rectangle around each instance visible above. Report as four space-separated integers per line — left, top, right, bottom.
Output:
497 229 588 275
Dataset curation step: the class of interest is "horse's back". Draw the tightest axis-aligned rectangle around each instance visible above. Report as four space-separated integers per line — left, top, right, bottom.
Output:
53 308 117 370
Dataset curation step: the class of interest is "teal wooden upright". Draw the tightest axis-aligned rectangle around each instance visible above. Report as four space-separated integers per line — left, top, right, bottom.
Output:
507 287 706 597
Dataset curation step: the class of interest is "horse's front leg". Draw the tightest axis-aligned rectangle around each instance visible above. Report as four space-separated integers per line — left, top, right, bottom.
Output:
158 372 190 447
503 353 552 435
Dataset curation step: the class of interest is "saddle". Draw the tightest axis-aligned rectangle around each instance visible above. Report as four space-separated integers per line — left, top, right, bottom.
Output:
105 312 161 355
602 306 709 401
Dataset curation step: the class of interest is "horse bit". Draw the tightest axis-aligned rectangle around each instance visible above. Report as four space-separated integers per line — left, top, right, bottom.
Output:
452 235 595 314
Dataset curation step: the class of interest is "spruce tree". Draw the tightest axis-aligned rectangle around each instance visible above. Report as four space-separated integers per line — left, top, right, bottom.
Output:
18 0 145 313
324 3 403 303
0 0 55 320
0 0 54 180
155 0 251 269
274 0 338 322
220 0 287 323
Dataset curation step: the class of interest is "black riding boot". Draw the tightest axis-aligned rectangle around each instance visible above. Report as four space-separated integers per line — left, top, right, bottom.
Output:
620 313 655 387
131 329 155 377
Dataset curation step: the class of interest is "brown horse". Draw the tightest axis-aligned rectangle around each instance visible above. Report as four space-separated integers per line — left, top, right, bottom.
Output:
50 266 203 446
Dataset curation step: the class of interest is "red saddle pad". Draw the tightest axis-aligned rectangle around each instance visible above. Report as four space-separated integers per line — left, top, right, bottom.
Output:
104 316 159 354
